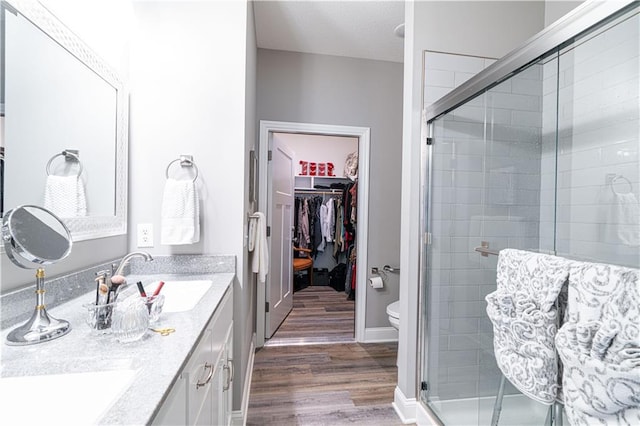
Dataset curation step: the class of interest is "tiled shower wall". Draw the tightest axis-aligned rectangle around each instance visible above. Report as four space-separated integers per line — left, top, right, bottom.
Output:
547 12 639 266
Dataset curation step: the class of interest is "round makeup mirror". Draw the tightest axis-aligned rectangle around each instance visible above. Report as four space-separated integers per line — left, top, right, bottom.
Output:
2 205 73 345
2 205 72 268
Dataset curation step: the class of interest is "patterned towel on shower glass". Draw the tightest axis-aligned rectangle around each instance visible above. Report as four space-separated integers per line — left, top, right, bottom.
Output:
485 249 571 404
556 263 640 425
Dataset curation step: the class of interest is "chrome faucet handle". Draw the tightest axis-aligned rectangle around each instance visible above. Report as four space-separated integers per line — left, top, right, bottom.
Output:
95 269 111 278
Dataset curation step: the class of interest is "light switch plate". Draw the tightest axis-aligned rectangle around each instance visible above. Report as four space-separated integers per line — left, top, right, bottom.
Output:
137 223 154 247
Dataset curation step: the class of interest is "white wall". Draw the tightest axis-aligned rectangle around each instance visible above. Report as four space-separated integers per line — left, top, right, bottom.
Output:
416 1 544 59
544 0 585 27
274 133 358 178
256 49 403 329
239 0 258 413
397 0 546 412
128 0 254 412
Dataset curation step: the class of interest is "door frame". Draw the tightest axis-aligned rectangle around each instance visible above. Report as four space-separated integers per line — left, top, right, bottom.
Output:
256 120 371 348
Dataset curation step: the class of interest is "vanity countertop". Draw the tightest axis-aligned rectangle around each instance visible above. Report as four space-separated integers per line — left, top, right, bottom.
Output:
0 272 234 425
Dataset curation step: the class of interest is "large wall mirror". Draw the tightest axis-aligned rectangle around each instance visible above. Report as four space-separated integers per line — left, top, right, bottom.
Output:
0 0 127 242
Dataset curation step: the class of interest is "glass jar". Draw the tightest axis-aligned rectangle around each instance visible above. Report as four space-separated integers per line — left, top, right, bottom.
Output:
111 296 149 343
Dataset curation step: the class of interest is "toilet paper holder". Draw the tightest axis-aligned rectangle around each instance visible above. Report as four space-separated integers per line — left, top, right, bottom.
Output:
371 265 400 275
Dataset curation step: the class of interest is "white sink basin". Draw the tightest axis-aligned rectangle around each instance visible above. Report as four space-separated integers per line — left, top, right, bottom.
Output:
0 369 137 425
149 280 213 313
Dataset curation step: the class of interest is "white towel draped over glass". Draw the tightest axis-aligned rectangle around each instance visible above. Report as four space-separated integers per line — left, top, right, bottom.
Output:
556 262 640 425
485 248 571 404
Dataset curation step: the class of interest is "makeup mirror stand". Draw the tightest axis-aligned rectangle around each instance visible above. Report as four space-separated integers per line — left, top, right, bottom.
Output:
2 205 73 345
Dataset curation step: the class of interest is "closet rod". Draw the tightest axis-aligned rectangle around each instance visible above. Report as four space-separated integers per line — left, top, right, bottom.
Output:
295 190 343 195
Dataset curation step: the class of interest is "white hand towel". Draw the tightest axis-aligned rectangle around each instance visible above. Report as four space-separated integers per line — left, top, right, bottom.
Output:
160 178 200 245
248 217 257 252
44 175 87 218
614 192 640 246
250 212 269 283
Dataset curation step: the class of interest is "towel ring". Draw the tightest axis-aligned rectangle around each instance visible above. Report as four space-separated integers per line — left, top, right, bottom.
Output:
46 151 83 177
165 156 199 182
611 174 632 196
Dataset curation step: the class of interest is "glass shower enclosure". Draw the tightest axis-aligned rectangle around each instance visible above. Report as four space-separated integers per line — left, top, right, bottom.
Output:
419 2 639 425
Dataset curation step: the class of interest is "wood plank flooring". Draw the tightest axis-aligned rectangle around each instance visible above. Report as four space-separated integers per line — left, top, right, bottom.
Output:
247 342 402 425
266 285 355 346
247 285 404 425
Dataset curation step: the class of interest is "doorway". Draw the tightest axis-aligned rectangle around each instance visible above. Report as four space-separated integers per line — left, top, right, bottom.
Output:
256 121 370 348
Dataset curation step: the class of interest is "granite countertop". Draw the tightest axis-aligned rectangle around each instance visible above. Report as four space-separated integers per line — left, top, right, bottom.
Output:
0 271 234 425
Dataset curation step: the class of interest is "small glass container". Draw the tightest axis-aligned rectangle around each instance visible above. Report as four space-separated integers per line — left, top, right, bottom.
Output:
83 301 116 333
111 296 149 343
144 294 165 324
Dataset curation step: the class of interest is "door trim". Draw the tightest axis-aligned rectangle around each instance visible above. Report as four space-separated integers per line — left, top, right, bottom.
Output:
257 120 371 348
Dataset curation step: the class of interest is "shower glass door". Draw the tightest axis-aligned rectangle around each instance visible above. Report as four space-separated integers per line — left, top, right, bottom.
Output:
421 54 560 425
476 55 559 424
422 91 492 425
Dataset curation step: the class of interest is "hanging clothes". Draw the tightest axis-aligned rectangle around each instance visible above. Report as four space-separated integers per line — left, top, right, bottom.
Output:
349 182 358 224
333 198 344 259
297 198 310 249
310 197 320 253
321 197 335 244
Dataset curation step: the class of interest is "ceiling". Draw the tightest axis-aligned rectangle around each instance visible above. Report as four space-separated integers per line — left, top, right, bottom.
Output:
253 1 405 63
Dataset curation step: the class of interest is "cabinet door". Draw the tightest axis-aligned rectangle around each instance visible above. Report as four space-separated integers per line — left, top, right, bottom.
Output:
151 373 187 425
186 328 214 425
189 289 232 425
221 323 234 426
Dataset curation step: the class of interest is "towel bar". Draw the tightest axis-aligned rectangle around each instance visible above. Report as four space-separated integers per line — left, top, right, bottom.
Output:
46 150 83 177
166 155 199 182
474 241 500 257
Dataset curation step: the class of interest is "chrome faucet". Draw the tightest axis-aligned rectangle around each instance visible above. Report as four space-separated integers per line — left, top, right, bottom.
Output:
112 251 153 276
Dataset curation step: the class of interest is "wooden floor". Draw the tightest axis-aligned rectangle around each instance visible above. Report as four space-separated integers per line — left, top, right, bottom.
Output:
247 285 403 425
247 343 402 425
266 285 355 346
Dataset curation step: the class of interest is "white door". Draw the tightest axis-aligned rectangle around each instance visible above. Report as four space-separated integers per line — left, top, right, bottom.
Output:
266 137 294 338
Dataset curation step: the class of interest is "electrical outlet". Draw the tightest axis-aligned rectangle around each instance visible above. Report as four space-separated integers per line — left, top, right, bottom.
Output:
137 223 154 247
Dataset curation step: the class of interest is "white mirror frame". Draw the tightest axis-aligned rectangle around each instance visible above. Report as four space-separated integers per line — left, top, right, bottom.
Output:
3 0 128 242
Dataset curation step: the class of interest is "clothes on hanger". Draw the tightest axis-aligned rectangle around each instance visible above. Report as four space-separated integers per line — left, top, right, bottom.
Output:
294 180 358 298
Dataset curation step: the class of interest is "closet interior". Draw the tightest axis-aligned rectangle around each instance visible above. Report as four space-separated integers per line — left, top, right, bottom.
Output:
275 132 359 302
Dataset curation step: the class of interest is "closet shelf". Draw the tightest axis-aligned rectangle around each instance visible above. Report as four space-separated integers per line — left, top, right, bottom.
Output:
294 175 351 191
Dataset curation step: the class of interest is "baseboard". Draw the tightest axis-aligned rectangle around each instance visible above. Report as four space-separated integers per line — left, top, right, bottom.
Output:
363 326 398 343
231 333 256 426
392 386 417 424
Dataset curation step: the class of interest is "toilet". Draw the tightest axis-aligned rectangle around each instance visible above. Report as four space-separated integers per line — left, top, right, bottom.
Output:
386 300 400 330
387 301 400 366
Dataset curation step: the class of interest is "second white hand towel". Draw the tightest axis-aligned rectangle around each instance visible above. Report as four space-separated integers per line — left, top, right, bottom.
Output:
251 212 269 283
161 178 200 245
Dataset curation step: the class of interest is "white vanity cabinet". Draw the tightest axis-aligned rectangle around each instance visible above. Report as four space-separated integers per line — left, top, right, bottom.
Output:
152 288 233 425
